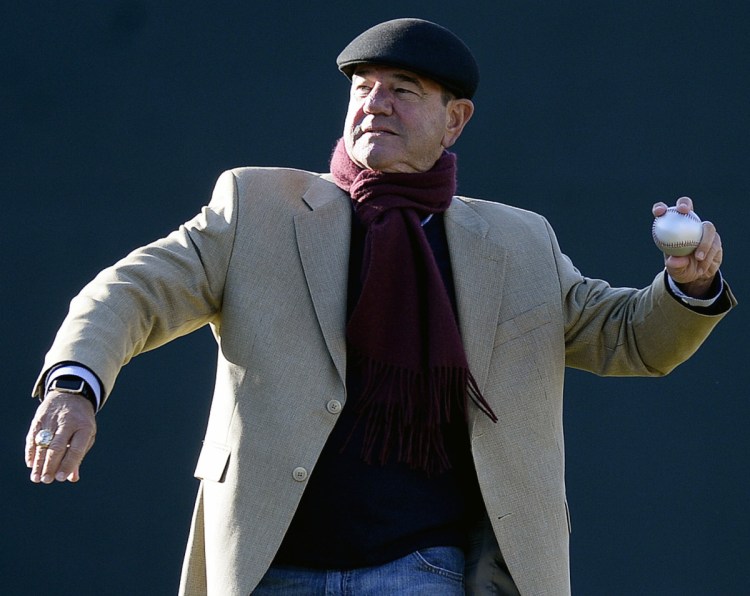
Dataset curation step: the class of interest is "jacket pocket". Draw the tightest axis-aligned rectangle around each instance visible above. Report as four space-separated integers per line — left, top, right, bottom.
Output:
194 441 231 483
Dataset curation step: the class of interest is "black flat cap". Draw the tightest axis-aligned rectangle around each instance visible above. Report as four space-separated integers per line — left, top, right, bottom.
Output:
337 18 479 99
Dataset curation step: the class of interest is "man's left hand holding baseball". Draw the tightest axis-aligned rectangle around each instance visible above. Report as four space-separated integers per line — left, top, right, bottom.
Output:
653 196 723 298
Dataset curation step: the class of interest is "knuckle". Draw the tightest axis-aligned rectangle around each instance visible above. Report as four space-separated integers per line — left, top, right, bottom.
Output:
46 442 65 453
66 442 88 455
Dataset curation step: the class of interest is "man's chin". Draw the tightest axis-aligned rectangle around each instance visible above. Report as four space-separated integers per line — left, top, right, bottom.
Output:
350 147 397 172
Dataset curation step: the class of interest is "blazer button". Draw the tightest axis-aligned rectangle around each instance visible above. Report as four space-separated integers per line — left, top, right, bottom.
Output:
292 467 308 482
326 399 343 414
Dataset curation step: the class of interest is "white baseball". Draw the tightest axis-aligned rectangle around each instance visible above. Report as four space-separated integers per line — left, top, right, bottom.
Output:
652 207 703 256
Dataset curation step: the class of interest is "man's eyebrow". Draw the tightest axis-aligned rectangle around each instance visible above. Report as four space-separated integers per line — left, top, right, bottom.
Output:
392 72 425 91
352 68 426 92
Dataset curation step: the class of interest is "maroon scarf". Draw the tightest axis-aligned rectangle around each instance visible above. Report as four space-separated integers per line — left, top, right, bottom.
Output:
330 139 497 474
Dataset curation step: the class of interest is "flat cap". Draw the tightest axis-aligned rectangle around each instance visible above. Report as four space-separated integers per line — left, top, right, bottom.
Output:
337 18 479 99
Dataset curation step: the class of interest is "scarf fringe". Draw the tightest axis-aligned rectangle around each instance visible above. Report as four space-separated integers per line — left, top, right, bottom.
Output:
346 356 498 475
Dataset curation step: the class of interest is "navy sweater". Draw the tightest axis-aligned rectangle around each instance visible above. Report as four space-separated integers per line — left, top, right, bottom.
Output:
273 213 483 569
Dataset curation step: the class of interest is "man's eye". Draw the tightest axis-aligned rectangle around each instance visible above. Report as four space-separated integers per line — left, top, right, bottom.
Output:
395 87 418 96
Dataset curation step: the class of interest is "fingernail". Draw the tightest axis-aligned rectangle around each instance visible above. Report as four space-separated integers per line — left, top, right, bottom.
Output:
41 474 53 484
31 472 41 483
696 251 705 260
56 471 67 482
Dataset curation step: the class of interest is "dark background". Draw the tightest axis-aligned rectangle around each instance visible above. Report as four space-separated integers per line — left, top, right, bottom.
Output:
3 1 747 594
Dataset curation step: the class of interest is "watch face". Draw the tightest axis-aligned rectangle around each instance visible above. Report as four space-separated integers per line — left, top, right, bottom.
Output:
53 377 83 392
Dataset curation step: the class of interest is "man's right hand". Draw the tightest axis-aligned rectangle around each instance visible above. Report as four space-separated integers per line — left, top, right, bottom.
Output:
25 392 97 483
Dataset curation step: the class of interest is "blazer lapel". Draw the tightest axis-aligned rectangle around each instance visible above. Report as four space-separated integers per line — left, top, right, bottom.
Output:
294 175 351 386
445 198 508 428
293 188 507 413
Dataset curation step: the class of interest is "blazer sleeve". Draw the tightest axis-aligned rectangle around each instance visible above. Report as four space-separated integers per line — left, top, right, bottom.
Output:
32 170 240 405
547 218 737 376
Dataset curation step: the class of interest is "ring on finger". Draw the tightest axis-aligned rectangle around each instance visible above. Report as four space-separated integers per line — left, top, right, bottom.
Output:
35 428 55 449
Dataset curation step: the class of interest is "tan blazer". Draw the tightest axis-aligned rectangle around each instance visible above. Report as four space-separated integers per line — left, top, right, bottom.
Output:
35 168 734 595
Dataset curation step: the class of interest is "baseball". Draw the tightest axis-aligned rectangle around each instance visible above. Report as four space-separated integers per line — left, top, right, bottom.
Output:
652 207 703 256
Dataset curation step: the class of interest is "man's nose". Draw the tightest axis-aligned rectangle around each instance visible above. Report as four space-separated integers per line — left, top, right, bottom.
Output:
363 85 393 115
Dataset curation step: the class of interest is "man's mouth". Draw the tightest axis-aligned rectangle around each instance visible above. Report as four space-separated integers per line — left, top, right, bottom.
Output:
360 128 396 137
356 123 396 138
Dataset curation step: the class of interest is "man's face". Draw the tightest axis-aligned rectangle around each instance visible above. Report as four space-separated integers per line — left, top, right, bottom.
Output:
343 65 474 173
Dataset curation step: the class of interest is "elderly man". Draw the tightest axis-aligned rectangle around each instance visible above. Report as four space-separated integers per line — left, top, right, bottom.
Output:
26 18 734 596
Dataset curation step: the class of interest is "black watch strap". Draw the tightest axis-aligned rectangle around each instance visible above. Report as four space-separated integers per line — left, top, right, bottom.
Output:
47 375 98 412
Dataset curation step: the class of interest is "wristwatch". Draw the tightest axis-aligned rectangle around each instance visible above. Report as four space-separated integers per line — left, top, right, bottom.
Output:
47 375 97 412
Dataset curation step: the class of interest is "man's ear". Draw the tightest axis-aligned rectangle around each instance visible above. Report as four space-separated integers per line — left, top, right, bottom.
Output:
442 99 474 148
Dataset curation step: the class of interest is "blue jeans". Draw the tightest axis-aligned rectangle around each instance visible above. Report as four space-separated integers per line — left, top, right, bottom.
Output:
251 546 465 595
